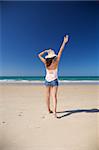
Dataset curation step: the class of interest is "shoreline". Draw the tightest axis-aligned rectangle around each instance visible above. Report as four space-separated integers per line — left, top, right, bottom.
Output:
0 80 99 85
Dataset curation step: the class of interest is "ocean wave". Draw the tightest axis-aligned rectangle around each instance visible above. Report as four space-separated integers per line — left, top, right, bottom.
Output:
0 79 99 84
58 80 99 83
0 79 44 84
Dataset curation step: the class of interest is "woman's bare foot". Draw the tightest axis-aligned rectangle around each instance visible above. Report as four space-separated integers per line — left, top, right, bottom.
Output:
53 112 57 118
48 109 53 114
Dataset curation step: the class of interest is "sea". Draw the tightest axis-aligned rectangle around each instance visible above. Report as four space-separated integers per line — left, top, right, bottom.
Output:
0 76 99 85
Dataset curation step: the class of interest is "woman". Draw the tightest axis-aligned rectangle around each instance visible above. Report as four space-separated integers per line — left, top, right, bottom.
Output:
38 35 69 118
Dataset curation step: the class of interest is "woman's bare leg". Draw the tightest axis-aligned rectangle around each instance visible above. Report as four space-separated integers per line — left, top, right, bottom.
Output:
45 86 52 113
51 86 58 117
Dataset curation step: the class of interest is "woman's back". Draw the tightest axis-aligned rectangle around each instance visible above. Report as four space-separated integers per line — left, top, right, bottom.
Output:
45 57 58 70
45 68 58 82
45 58 58 82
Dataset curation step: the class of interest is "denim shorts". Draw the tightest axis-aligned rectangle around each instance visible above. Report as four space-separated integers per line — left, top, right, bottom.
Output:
45 79 58 86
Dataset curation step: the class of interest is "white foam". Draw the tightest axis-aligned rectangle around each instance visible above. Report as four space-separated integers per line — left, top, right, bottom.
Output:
58 80 99 83
0 80 44 84
0 79 99 84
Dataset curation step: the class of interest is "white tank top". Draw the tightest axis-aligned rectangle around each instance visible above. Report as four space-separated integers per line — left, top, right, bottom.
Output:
45 68 58 82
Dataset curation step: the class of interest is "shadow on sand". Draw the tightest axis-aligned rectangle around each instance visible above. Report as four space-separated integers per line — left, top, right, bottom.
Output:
57 108 99 119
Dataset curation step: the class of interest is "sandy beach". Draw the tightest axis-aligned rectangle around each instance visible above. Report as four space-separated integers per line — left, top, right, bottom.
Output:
0 83 99 150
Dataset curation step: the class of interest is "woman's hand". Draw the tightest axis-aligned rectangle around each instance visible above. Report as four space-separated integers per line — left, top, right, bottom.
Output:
44 49 50 53
63 35 69 44
44 49 49 53
57 35 69 62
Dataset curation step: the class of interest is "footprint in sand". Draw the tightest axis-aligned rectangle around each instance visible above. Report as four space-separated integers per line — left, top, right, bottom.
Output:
18 112 23 116
36 126 40 129
2 121 7 125
42 116 45 119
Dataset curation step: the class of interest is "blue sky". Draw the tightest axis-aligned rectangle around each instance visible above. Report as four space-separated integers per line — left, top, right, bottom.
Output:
1 1 99 76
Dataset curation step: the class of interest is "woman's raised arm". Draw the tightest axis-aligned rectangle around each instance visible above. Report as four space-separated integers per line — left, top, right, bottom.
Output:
38 50 47 64
57 35 69 62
